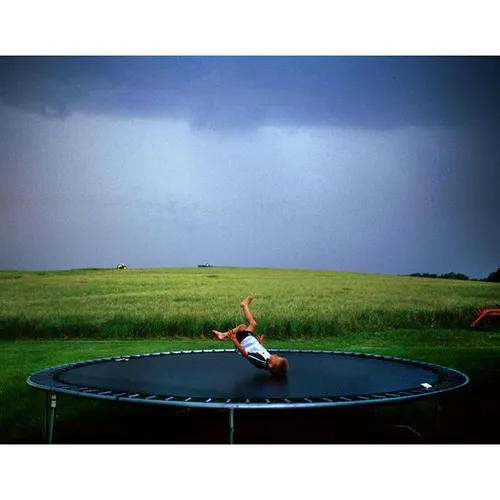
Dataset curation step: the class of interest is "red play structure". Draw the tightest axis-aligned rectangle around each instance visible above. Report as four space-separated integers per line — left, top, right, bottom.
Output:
469 305 500 328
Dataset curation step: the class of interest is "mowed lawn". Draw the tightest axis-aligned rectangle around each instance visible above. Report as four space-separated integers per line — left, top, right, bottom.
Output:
1 267 499 443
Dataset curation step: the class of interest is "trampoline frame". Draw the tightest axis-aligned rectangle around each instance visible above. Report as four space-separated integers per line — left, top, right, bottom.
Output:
27 349 469 443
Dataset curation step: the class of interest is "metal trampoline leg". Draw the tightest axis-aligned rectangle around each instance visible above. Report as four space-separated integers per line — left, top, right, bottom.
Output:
387 424 422 440
229 408 235 444
48 394 57 444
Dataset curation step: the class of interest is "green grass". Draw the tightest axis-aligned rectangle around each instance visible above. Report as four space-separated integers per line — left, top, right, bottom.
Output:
1 267 499 340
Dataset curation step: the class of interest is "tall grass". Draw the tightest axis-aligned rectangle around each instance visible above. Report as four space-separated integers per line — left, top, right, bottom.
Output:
1 267 498 340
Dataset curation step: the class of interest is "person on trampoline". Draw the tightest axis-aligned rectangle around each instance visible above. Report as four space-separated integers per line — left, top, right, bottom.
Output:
212 296 289 377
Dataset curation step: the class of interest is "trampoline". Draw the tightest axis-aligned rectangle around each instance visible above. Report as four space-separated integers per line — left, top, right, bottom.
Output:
27 349 469 443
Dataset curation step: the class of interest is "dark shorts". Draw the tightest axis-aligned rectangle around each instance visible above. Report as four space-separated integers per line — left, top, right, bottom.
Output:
236 330 251 343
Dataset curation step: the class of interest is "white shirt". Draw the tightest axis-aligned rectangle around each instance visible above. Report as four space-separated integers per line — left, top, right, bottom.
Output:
240 334 271 370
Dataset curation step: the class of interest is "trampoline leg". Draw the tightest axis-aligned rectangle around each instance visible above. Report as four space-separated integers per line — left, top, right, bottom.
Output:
386 424 422 440
229 408 235 444
48 394 57 444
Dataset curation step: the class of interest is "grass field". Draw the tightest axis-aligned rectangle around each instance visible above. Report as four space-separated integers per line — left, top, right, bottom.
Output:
1 266 499 340
1 267 499 444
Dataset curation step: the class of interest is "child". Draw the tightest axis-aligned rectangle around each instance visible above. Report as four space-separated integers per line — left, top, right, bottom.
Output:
212 296 289 377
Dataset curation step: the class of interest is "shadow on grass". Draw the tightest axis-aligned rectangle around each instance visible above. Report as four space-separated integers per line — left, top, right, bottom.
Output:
17 386 499 445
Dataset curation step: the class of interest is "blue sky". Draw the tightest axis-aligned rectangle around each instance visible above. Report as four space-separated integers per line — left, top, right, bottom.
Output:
1 56 499 278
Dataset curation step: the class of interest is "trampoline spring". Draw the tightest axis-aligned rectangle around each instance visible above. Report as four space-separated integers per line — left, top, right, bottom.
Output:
164 396 174 401
128 394 140 398
78 387 93 392
146 395 157 400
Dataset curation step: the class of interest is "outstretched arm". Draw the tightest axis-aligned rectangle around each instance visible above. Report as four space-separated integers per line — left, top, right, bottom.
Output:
227 329 248 357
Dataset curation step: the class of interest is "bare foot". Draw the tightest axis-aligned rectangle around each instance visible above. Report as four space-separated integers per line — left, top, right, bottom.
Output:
212 330 226 341
240 296 253 308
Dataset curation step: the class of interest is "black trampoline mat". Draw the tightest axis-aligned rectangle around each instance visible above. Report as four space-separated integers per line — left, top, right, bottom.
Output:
55 351 440 400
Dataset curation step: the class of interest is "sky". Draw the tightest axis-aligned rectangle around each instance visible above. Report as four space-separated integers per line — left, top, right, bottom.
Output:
1 56 499 278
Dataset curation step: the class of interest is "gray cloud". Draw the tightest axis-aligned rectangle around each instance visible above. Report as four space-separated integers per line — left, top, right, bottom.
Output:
1 56 499 130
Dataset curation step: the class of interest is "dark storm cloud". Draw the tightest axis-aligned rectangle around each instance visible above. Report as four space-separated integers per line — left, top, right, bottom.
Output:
1 56 499 129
